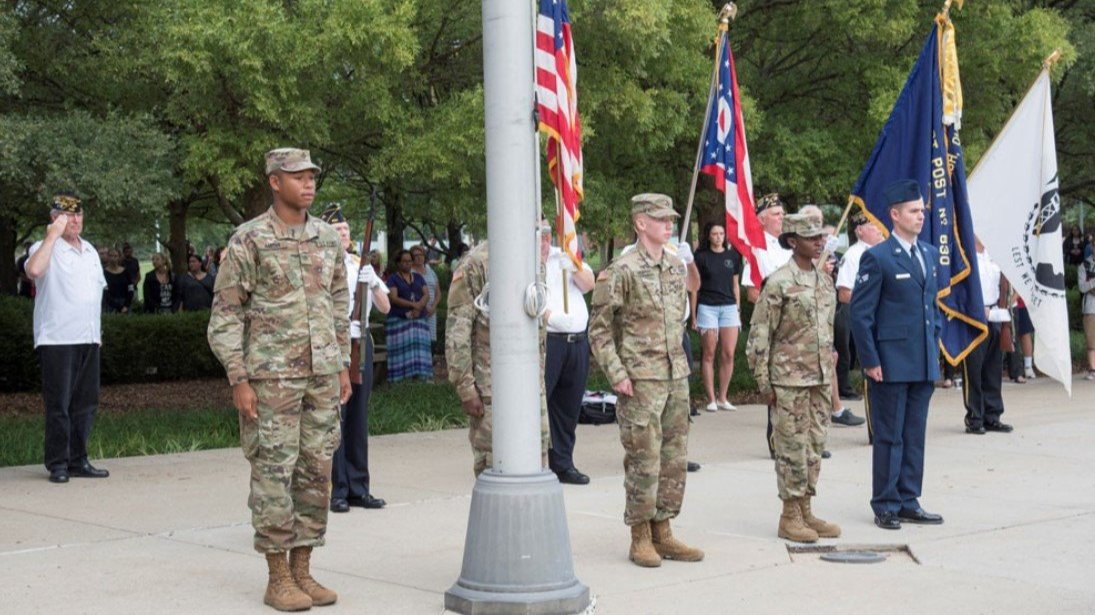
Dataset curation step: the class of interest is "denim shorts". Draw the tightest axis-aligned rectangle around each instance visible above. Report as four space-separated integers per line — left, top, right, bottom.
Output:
696 303 741 330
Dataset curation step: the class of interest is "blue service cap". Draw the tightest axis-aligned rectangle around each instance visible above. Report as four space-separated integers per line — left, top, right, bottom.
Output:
883 179 921 207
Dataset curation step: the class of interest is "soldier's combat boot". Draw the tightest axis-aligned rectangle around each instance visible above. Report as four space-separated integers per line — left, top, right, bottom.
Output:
289 547 338 606
800 496 841 538
650 519 705 562
628 522 662 567
778 498 819 543
264 552 312 612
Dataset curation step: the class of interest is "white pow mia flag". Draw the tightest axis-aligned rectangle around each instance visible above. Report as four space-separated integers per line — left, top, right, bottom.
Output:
968 69 1072 395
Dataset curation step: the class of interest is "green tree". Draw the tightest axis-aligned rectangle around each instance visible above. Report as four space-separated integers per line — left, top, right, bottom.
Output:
0 112 177 292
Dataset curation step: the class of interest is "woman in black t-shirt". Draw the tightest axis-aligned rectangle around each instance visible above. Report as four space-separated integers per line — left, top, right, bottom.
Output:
177 253 215 311
691 222 742 412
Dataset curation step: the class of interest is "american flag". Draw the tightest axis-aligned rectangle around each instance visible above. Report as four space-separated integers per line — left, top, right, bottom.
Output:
700 30 765 286
535 0 583 267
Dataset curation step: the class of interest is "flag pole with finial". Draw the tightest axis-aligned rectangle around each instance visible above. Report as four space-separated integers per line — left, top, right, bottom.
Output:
679 3 737 244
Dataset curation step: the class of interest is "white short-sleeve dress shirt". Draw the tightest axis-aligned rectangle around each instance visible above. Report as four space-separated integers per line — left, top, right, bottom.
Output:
30 238 106 348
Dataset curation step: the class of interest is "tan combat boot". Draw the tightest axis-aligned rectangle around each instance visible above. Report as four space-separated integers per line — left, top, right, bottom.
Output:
289 547 338 606
778 498 819 543
264 552 312 612
800 496 841 538
628 523 662 567
650 519 705 562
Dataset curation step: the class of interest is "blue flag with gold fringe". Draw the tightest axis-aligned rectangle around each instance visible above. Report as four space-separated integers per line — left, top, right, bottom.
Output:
849 15 987 365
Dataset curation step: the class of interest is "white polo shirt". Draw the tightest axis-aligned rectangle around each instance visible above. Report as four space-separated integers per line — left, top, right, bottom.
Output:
30 237 106 348
977 250 1001 306
546 247 592 333
741 232 791 288
836 241 869 291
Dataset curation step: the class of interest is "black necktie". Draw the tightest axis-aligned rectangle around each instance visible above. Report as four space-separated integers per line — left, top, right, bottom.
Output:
909 244 924 281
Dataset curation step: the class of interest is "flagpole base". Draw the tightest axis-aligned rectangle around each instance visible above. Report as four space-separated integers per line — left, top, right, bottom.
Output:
445 470 590 615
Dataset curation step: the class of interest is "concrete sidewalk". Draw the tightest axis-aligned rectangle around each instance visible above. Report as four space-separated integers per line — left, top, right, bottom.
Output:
2 376 1093 614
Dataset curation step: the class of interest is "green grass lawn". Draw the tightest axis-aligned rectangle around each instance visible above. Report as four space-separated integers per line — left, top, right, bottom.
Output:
0 379 468 468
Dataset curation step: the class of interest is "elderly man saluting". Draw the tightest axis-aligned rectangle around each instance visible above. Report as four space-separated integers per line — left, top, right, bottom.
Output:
24 192 110 484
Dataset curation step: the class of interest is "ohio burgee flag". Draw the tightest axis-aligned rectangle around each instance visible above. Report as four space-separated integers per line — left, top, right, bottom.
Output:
967 69 1072 394
700 28 766 287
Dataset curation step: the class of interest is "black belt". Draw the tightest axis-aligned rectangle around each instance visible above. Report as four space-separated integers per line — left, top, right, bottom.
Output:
548 331 587 343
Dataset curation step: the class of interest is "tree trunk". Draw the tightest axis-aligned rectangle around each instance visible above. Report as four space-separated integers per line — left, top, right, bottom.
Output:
384 192 405 268
0 215 17 295
245 183 268 219
446 219 463 264
167 199 190 275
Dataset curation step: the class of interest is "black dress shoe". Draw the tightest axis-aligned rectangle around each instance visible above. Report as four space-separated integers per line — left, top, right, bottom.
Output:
839 391 863 401
348 494 387 509
898 507 944 524
48 468 69 483
874 511 901 530
330 499 350 513
556 468 591 485
984 421 1013 433
821 450 832 459
689 408 701 417
965 425 986 435
687 461 701 472
68 461 109 478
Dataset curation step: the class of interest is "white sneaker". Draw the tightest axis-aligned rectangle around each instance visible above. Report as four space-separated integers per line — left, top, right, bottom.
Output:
705 401 719 413
717 400 737 411
1025 367 1036 379
1085 371 1095 381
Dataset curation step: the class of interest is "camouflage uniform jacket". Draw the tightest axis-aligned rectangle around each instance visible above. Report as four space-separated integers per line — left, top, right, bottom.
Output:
445 243 492 403
208 207 350 385
746 260 835 392
446 243 550 403
589 244 689 384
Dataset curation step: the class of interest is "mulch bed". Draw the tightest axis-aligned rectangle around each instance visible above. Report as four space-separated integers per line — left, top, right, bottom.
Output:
0 379 233 418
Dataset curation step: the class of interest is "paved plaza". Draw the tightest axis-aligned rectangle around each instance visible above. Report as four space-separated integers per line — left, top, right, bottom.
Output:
2 376 1093 614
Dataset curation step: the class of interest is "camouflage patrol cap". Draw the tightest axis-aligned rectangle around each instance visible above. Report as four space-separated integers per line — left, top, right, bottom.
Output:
630 193 679 219
756 192 784 214
51 191 82 214
799 204 824 225
778 213 824 249
264 148 322 175
319 203 346 224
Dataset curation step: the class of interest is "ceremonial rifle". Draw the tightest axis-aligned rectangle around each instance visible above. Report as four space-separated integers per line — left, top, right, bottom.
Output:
348 188 379 386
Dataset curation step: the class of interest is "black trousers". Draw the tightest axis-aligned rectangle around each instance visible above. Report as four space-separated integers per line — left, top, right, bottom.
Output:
962 321 1004 428
331 336 374 500
39 344 101 471
545 333 590 473
834 303 855 395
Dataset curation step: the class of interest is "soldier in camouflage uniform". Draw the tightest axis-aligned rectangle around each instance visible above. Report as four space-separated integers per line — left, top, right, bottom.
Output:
588 193 704 568
745 213 841 543
445 231 550 477
208 148 350 611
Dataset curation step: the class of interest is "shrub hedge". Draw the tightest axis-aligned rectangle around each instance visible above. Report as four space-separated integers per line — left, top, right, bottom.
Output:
0 296 222 392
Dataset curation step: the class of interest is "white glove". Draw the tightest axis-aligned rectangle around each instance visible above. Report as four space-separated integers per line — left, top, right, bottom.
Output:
825 235 839 254
676 241 694 265
349 320 362 339
358 265 380 289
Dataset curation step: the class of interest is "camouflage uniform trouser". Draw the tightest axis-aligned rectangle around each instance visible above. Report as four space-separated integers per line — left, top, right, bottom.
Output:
241 374 341 553
771 384 831 500
469 394 550 477
617 378 690 526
